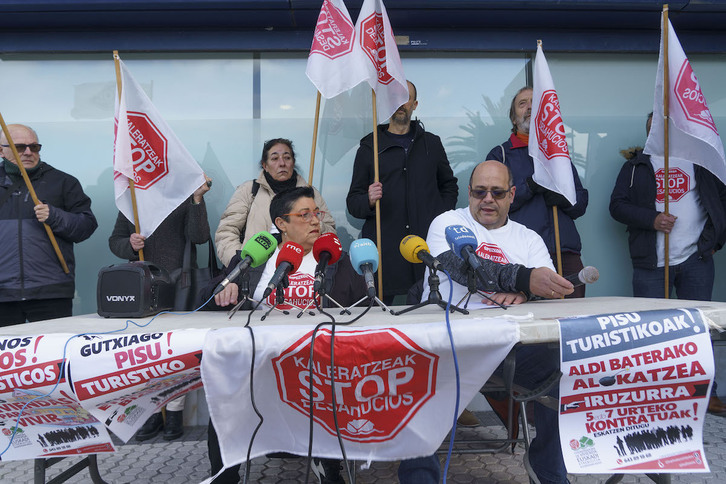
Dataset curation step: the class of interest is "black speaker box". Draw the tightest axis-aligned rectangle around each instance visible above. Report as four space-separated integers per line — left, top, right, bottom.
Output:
97 261 175 318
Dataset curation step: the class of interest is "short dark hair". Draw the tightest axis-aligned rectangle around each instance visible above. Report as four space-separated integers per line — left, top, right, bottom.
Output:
269 186 315 230
260 138 296 169
509 86 533 134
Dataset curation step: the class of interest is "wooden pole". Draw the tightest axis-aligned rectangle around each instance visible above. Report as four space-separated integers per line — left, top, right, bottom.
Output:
0 116 69 273
308 91 322 186
552 206 563 277
113 50 144 261
662 6 670 299
371 89 384 300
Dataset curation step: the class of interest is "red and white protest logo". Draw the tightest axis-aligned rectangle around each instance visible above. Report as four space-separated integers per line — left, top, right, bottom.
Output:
272 328 438 442
674 61 719 134
266 273 319 310
535 90 570 160
476 242 510 265
310 0 355 59
359 13 394 85
655 167 690 203
126 111 168 190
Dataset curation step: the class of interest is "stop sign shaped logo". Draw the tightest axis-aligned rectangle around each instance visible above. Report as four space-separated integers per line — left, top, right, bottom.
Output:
534 90 570 159
477 242 510 265
655 167 690 203
310 1 355 59
126 111 168 190
674 61 718 135
272 327 438 442
359 13 394 85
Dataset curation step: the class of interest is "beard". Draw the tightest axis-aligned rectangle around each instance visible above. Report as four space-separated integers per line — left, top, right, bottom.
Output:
391 107 411 125
516 113 531 134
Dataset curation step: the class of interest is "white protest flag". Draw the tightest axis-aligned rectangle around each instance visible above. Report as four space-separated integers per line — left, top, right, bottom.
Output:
113 59 205 237
202 320 517 467
306 0 368 99
353 0 408 122
643 16 726 185
528 43 577 206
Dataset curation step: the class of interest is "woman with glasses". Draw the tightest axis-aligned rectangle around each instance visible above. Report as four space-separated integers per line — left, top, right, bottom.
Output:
215 138 336 266
203 186 365 484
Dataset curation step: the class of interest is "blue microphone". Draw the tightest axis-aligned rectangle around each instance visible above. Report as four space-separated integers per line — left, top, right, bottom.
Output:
444 225 495 290
350 238 379 298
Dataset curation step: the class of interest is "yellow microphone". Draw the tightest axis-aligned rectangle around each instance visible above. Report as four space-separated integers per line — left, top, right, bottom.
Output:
400 235 443 271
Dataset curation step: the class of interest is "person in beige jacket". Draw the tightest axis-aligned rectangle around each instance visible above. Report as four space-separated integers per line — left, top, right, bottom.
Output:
215 138 336 266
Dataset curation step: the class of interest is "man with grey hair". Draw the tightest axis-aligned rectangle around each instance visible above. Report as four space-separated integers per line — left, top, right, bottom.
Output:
486 86 589 297
0 124 97 325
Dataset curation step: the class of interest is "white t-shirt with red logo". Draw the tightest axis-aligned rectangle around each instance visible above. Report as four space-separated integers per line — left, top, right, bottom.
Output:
649 157 707 267
253 249 319 310
422 207 554 309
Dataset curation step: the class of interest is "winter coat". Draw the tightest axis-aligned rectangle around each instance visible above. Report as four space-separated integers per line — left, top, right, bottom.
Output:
0 161 97 302
609 149 726 269
346 120 458 297
215 170 336 266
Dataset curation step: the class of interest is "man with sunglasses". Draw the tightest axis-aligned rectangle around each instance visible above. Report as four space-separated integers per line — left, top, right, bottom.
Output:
421 160 573 484
0 124 97 326
486 86 589 298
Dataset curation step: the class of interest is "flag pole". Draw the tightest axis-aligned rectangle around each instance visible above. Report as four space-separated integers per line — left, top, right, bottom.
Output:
308 91 322 185
371 89 384 300
113 50 144 261
662 5 670 298
0 115 69 274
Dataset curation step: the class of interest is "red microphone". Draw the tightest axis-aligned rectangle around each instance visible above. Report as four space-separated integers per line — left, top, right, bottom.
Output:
262 242 304 298
312 233 343 292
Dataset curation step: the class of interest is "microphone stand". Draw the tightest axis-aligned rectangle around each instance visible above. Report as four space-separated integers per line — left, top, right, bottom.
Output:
457 266 506 310
394 267 468 316
344 295 394 314
302 273 350 317
261 276 292 320
227 273 252 319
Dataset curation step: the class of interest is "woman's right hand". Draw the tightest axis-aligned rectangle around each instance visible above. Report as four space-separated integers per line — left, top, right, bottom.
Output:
214 283 239 307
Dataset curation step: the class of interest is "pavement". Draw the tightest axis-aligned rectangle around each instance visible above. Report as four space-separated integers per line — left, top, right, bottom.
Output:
3 409 726 484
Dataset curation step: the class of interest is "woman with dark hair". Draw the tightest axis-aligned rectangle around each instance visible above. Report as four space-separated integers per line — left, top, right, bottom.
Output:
204 186 365 484
215 138 336 266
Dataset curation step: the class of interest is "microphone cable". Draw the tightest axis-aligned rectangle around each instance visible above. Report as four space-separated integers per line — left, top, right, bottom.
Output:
441 267 462 483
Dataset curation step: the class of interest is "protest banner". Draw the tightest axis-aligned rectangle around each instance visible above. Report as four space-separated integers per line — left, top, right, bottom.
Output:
559 308 711 473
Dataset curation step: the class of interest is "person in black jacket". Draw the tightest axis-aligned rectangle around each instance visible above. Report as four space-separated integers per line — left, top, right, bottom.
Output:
0 124 97 326
346 80 458 303
610 112 726 415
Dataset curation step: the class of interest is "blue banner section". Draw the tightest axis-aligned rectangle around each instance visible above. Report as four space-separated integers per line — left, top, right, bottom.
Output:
559 308 706 363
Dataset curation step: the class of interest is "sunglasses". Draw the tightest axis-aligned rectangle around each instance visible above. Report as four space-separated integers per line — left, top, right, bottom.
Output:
470 187 511 200
2 143 42 153
283 210 326 222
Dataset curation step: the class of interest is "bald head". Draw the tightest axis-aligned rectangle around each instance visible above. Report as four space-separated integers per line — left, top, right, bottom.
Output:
468 160 515 230
1 124 41 169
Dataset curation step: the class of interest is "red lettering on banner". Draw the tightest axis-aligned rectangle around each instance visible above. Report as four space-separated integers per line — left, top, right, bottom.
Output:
359 14 394 85
655 167 690 202
674 60 719 134
272 328 438 442
310 1 355 59
266 273 319 310
535 90 570 159
125 111 168 189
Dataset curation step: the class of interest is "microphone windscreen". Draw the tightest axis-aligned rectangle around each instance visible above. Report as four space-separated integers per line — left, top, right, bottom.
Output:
445 225 478 259
241 231 278 267
312 233 343 265
349 238 379 275
399 235 428 264
581 266 600 284
276 242 304 273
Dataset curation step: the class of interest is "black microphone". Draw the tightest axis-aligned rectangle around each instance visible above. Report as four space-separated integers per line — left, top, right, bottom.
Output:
262 242 304 299
564 266 599 287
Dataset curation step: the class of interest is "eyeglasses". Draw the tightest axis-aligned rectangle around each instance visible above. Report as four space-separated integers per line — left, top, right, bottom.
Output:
470 187 511 200
284 210 326 222
2 143 42 153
